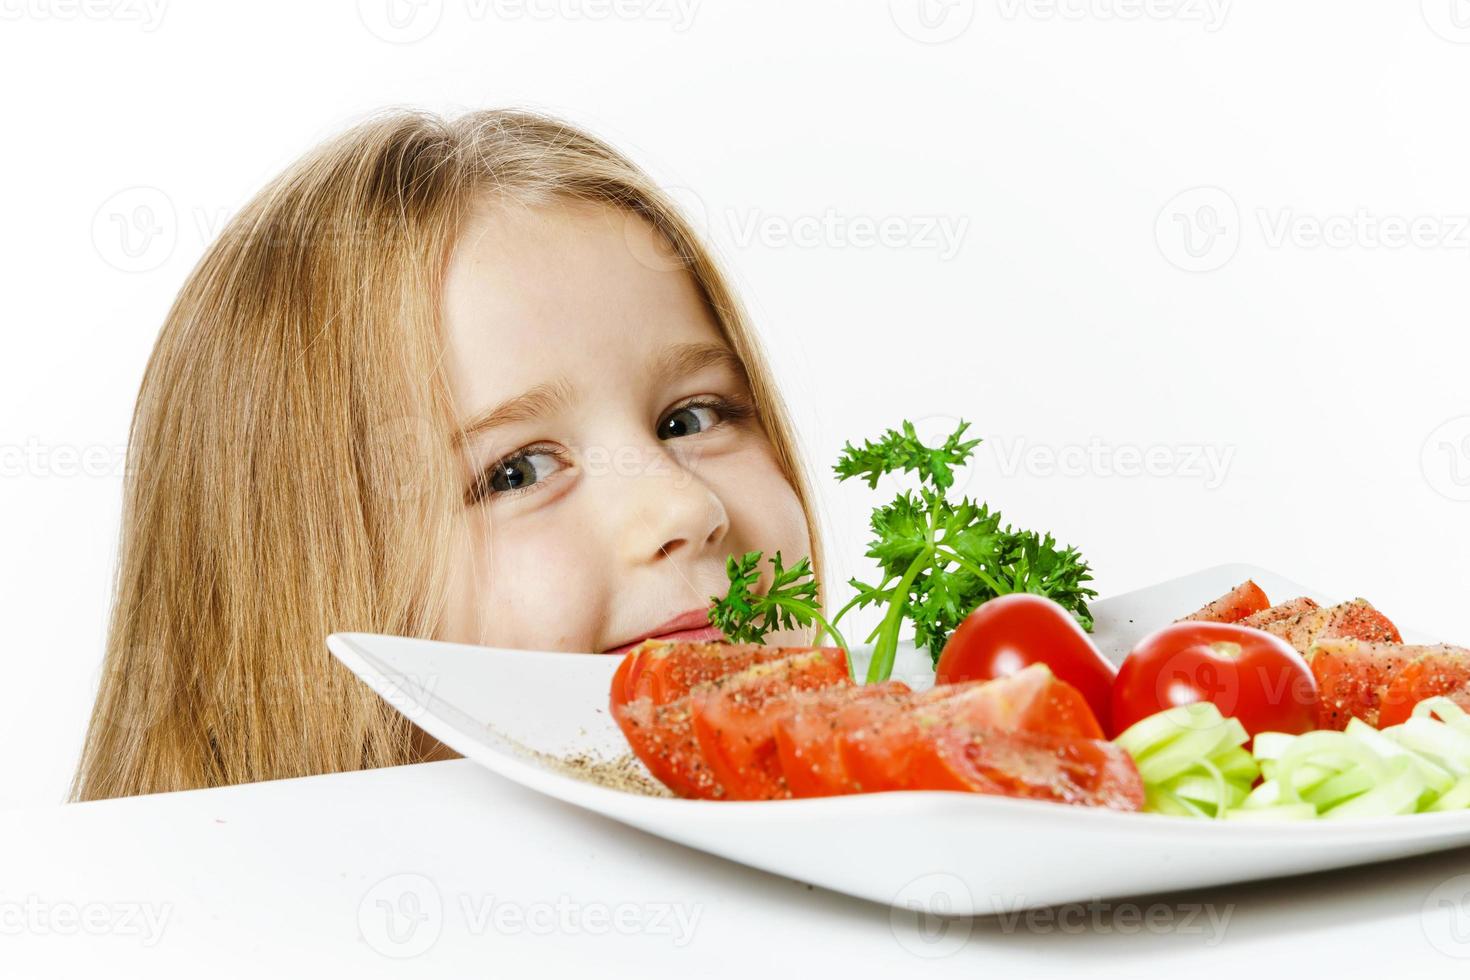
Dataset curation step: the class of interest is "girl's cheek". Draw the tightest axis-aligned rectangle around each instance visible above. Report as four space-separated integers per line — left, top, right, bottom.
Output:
442 515 604 653
705 441 811 560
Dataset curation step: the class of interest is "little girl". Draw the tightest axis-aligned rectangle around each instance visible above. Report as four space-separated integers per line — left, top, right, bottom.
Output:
72 109 823 800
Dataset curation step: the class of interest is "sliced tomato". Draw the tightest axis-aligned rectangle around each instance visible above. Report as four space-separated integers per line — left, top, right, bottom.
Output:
625 640 794 706
1179 580 1271 624
774 682 913 798
1262 599 1402 656
1240 597 1319 629
610 649 636 712
840 666 1101 793
612 697 721 799
908 727 1145 811
1378 647 1470 727
1307 639 1418 730
924 663 1103 739
935 594 1117 731
690 648 851 800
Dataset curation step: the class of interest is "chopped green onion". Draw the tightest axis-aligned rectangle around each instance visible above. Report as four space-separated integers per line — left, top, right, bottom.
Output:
1115 697 1470 820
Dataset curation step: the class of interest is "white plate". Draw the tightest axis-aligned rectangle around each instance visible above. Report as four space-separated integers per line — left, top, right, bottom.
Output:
326 564 1470 914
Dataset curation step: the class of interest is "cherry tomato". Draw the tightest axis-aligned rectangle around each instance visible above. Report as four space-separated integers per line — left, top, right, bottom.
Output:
1110 621 1318 738
935 594 1117 732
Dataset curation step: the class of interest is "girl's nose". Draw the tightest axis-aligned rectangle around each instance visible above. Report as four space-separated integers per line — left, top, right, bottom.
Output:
611 453 730 567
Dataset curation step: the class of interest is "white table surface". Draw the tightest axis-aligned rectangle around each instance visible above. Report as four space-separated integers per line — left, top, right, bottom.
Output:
3 757 1468 978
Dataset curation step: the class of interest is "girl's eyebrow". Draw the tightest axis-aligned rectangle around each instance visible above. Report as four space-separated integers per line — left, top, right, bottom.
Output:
651 341 746 382
454 378 575 445
452 342 743 444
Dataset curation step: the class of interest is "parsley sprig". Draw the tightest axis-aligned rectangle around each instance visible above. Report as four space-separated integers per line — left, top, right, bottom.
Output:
708 551 852 677
709 419 1096 683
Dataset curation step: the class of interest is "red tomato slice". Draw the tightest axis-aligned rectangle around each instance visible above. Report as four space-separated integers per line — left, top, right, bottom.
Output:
613 697 721 799
1179 580 1272 624
690 648 851 800
774 682 913 798
624 640 794 706
909 727 1145 811
923 663 1103 739
1378 647 1470 728
1110 621 1318 738
840 665 1101 792
1308 639 1419 730
610 649 636 712
1240 597 1319 629
1260 599 1402 656
935 594 1117 732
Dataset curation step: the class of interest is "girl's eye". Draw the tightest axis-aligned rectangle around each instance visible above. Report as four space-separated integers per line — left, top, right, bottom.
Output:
483 450 563 495
657 404 721 440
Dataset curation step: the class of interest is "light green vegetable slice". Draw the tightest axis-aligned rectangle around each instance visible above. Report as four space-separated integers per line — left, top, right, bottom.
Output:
1117 698 1470 820
1323 760 1423 819
1385 718 1470 776
1427 776 1470 812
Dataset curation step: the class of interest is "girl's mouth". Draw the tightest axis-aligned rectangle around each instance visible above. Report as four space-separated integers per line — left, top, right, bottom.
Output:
602 608 725 656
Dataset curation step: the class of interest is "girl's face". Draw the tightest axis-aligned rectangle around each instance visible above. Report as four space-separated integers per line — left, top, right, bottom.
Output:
438 200 811 654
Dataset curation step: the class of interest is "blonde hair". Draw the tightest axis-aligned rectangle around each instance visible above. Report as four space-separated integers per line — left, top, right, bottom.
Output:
71 108 821 801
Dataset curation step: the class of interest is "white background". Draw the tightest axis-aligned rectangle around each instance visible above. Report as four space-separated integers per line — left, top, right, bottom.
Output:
2 0 1469 812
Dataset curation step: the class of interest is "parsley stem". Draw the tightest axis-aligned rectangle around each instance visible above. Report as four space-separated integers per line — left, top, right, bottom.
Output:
809 614 854 679
864 549 931 684
827 591 869 633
